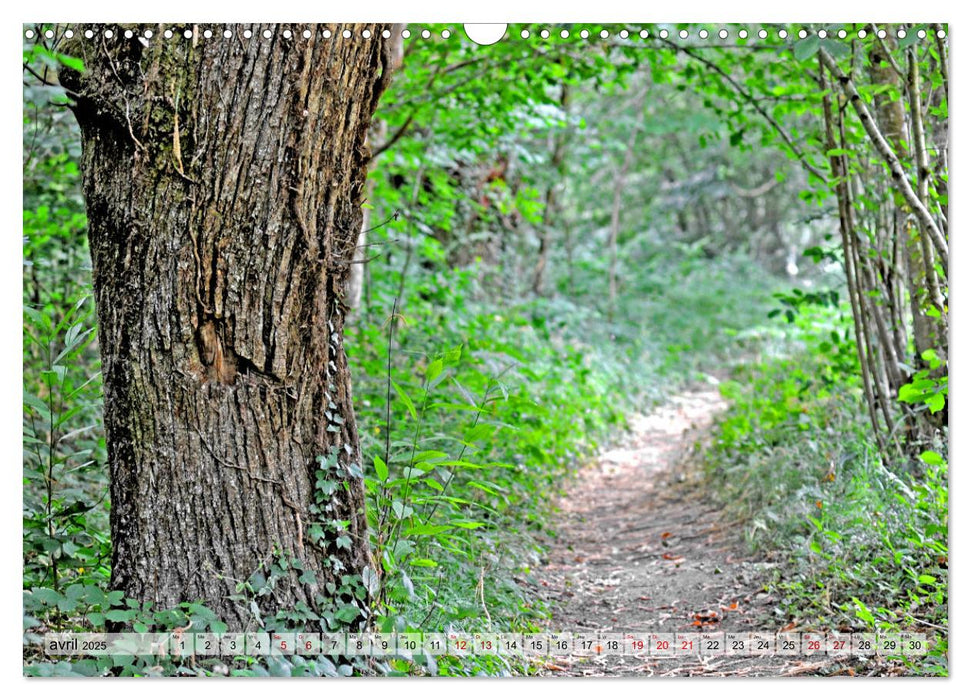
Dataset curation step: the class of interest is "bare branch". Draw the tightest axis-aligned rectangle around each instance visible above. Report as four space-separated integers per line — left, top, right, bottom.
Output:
819 48 948 267
868 24 906 82
659 39 829 184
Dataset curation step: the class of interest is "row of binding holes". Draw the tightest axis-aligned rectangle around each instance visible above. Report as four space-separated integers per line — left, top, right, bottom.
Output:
25 27 945 40
520 27 945 40
23 27 450 40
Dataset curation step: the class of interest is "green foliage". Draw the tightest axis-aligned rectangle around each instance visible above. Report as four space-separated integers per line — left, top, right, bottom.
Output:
345 294 633 659
23 294 108 592
23 35 106 597
705 304 947 676
898 349 948 415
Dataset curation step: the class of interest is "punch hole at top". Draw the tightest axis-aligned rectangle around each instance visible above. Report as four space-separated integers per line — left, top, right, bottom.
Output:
464 24 507 46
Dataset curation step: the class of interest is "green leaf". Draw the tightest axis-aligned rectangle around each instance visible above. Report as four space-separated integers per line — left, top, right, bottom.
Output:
919 451 945 466
468 480 501 496
104 609 136 623
28 588 63 608
373 454 389 482
451 520 485 529
926 392 945 413
391 501 414 519
54 52 85 73
414 450 448 463
409 558 438 568
821 39 850 59
404 523 451 536
425 358 444 385
391 379 418 421
794 37 821 61
362 566 380 597
86 612 106 626
335 605 360 623
464 423 494 443
898 30 920 49
23 391 52 423
898 382 926 403
852 597 875 625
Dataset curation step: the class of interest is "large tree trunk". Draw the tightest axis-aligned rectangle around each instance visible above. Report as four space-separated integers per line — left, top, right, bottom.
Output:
60 23 394 630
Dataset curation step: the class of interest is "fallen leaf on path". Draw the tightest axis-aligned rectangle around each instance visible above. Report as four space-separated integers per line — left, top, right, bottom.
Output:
692 611 721 626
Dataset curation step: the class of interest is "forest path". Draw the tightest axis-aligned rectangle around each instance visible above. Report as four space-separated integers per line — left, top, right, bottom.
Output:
533 385 834 677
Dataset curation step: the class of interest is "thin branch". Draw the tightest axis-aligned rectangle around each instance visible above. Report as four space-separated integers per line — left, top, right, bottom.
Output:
370 111 415 161
819 48 948 267
867 24 906 81
818 58 888 457
730 178 778 198
930 23 949 99
659 38 829 184
360 211 401 237
906 46 946 315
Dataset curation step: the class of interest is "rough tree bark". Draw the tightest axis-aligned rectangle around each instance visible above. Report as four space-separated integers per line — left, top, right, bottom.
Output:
60 23 394 630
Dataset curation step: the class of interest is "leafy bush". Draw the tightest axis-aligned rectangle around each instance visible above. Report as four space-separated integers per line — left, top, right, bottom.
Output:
704 302 948 675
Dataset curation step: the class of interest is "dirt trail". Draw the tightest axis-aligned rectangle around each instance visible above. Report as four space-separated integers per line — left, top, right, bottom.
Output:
534 386 831 677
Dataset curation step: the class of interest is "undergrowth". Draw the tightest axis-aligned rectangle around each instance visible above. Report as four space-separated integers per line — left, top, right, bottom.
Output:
703 301 949 676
